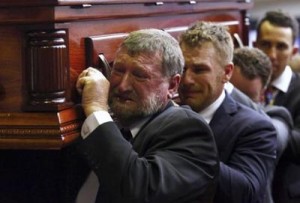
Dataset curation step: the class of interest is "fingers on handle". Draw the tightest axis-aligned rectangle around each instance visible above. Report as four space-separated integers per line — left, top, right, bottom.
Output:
76 77 86 95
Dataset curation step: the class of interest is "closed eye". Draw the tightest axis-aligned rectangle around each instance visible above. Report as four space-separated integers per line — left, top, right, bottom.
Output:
111 66 125 76
192 65 209 74
132 69 150 81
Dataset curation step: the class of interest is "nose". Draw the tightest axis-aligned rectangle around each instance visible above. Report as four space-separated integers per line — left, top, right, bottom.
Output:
181 69 194 85
266 46 277 61
118 72 132 92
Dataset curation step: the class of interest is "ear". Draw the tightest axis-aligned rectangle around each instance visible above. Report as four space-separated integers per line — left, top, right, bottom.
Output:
292 47 298 56
168 74 181 99
222 62 234 83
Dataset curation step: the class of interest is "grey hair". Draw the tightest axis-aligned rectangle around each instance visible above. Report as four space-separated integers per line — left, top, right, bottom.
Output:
119 29 184 77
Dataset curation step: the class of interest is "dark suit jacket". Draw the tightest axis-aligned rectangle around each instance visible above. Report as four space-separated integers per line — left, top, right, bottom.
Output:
274 72 300 130
271 72 300 203
210 94 277 203
230 87 261 112
77 102 219 203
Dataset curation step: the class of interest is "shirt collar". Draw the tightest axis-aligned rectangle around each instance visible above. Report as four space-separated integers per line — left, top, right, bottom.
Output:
224 82 234 94
199 89 226 124
128 101 174 138
272 65 293 93
129 117 151 138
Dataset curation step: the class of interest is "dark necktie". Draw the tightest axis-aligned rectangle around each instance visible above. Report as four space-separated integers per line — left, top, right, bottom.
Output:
121 128 133 142
265 86 277 106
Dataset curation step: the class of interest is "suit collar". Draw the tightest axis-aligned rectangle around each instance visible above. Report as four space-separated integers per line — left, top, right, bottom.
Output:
131 100 175 138
210 93 238 126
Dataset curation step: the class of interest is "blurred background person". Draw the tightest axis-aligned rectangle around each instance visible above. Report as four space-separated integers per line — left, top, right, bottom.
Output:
231 47 292 158
253 10 300 130
254 10 300 203
231 46 295 203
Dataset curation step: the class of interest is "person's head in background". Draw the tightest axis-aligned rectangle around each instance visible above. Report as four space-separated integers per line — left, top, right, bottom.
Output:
253 10 299 82
231 47 272 104
109 29 183 126
178 21 234 112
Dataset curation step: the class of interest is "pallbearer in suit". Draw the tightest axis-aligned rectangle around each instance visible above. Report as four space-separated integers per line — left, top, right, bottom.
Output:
179 21 277 203
254 10 300 203
231 46 297 203
75 29 219 203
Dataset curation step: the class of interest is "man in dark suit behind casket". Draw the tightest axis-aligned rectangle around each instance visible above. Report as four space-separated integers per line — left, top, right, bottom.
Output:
74 28 219 203
178 21 277 203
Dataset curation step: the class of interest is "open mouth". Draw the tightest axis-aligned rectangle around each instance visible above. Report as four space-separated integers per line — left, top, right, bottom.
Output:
115 94 134 103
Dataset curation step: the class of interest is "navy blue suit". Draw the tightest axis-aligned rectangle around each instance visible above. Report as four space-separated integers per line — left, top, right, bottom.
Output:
272 72 300 203
273 72 300 130
210 94 277 203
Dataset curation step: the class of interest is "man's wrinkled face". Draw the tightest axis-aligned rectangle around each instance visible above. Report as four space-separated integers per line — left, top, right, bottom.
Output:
254 21 297 81
179 42 227 112
109 48 170 125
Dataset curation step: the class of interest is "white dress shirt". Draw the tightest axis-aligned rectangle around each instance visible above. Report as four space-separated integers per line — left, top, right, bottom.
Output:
272 65 293 94
81 111 113 139
224 82 234 94
199 89 225 124
77 111 112 203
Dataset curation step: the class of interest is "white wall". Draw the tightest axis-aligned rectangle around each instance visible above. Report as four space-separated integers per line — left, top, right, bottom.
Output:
250 0 300 20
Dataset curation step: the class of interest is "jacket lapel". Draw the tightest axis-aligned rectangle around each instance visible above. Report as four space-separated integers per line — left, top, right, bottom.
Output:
209 94 238 155
275 72 299 105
